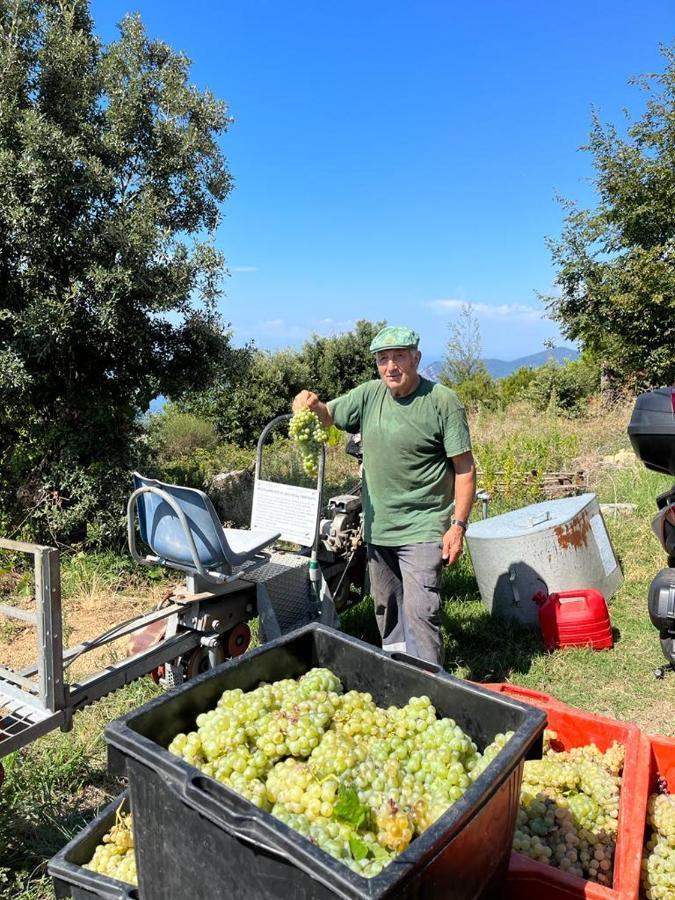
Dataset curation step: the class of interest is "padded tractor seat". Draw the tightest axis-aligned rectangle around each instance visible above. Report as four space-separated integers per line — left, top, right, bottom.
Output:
128 473 280 583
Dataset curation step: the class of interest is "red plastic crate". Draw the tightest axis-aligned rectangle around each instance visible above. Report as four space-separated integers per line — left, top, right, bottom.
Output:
477 682 561 710
480 684 649 900
644 731 675 794
636 733 675 900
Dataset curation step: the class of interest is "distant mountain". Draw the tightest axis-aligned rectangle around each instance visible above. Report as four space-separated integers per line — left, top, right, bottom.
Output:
420 346 579 382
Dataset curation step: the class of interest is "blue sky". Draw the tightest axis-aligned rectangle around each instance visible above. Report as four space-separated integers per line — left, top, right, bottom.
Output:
91 1 673 363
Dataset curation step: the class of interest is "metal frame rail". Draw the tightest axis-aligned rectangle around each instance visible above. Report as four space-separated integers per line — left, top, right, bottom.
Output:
0 538 203 759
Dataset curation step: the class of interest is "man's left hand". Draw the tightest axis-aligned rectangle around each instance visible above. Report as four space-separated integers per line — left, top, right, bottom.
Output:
442 525 464 566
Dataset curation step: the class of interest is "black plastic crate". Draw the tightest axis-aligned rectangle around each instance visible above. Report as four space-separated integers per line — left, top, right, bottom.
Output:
105 624 546 900
48 792 139 900
628 387 675 476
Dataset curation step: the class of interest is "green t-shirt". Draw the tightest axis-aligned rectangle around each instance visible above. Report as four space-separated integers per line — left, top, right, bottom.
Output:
328 377 471 546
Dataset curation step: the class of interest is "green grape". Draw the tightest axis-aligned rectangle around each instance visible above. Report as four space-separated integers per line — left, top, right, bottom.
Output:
167 666 513 879
642 791 675 898
85 804 137 887
374 798 415 853
514 740 624 886
648 793 675 847
289 409 334 477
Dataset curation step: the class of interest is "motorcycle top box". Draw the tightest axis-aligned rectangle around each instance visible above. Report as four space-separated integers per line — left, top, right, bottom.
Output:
627 387 675 476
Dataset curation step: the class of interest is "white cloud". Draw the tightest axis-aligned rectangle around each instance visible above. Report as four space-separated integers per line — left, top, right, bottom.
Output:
428 298 544 322
315 317 357 330
260 318 288 331
229 265 258 273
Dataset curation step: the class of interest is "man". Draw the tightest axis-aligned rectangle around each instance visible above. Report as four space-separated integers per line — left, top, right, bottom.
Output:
293 325 476 666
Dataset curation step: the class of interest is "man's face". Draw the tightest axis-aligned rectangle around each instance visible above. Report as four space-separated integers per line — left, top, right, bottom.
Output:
375 347 421 397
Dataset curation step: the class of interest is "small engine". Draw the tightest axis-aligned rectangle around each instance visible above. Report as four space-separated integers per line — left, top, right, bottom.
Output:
316 432 366 611
320 494 362 555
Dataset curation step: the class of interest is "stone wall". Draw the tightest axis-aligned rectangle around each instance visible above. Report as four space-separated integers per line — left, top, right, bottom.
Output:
209 468 255 527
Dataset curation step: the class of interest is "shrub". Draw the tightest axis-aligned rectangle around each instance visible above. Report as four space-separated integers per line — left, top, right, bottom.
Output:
147 404 219 463
451 371 501 411
497 366 537 406
472 430 581 504
526 357 600 415
158 444 255 490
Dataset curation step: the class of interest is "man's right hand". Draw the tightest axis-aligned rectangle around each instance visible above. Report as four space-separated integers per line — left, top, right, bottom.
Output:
292 390 333 426
292 390 321 413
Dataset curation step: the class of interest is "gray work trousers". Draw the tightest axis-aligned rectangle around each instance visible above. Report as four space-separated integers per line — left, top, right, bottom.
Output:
367 542 444 666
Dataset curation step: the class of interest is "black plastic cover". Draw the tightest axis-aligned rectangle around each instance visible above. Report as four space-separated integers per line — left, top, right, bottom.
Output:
648 568 675 635
48 792 138 900
105 623 546 900
628 387 675 475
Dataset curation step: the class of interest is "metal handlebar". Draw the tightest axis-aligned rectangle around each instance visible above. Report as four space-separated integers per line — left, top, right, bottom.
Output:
254 412 326 489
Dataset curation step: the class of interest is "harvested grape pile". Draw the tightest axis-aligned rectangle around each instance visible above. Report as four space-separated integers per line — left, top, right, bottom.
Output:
641 788 675 899
168 667 513 878
513 730 624 887
289 409 339 477
85 803 137 886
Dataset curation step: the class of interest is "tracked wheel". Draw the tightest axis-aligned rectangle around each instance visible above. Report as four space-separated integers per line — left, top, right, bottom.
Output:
181 643 226 681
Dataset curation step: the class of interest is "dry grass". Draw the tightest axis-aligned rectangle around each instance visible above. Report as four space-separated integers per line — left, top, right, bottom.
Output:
0 561 179 684
469 397 634 461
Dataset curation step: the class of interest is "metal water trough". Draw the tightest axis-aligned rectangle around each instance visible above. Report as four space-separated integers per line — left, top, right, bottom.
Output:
465 493 623 626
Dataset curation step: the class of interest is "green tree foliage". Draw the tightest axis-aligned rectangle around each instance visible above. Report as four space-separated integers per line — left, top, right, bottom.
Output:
299 319 385 399
526 357 601 415
147 403 219 464
451 370 500 411
497 366 537 406
188 348 311 447
0 2 233 544
183 321 386 447
547 43 675 388
439 303 498 409
440 303 488 385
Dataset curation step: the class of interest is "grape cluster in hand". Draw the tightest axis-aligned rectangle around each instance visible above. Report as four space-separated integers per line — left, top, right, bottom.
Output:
642 788 675 898
512 729 623 887
85 803 137 886
289 409 331 478
168 667 513 878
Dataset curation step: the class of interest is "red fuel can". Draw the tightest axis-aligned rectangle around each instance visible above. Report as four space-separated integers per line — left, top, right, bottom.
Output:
532 588 613 651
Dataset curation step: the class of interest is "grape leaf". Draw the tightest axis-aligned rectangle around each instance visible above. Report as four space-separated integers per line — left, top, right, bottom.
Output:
333 785 368 829
349 834 369 860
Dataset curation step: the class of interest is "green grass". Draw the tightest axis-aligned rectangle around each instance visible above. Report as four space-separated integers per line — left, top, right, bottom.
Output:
2 406 673 899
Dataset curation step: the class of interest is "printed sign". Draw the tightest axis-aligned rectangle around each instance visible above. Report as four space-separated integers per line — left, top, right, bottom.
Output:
251 480 320 547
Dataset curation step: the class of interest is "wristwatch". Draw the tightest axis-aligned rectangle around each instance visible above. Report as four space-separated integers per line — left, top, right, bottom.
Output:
451 518 469 531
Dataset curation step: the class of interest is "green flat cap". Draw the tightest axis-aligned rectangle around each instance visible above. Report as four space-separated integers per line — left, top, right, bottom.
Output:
369 325 420 353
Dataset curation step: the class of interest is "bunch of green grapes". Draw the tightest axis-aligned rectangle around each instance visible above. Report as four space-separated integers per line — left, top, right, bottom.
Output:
168 667 514 879
513 732 623 886
85 803 137 886
289 409 340 478
641 789 675 899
